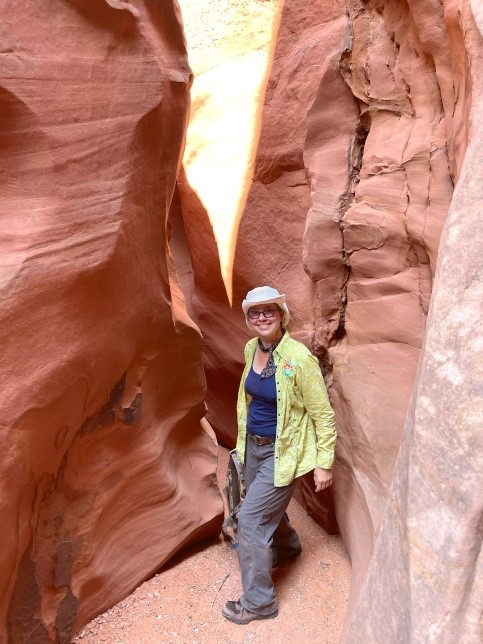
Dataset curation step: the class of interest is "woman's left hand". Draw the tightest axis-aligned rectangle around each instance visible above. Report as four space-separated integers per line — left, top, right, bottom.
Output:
314 467 332 492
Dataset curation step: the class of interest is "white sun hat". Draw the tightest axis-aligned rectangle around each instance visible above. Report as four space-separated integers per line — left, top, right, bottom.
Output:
241 286 290 326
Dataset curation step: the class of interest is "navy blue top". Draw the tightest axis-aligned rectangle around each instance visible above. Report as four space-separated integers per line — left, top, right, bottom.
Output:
245 365 277 437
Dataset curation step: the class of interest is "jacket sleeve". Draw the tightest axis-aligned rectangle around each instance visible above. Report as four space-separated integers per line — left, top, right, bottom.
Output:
298 353 337 469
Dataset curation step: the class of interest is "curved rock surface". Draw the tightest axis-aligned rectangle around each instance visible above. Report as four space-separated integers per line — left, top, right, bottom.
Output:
178 0 481 633
0 2 223 642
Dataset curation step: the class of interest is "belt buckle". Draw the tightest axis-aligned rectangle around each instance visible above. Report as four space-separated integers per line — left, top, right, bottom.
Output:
252 434 274 446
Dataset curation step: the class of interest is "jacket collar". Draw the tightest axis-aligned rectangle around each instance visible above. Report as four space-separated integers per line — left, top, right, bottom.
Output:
248 330 291 359
273 330 291 357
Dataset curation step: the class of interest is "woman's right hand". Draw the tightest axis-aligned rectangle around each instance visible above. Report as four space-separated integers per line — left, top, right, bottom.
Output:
314 467 332 492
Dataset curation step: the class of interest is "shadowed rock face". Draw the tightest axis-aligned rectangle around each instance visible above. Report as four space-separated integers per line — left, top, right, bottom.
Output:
178 0 481 636
345 51 483 644
0 2 223 642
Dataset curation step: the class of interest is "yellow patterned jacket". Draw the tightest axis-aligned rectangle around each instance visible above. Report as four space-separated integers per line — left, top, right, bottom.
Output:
236 332 337 487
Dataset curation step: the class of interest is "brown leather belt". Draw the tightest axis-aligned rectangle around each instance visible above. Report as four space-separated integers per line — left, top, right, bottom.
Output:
249 433 276 446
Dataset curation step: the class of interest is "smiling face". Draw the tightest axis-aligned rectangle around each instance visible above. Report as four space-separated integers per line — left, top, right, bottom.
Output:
247 305 283 346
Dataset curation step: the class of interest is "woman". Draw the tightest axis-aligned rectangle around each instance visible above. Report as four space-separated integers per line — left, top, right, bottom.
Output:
222 285 337 625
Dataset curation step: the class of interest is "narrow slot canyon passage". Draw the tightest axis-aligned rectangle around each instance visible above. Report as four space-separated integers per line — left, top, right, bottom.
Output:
1 1 480 642
74 447 351 643
64 1 483 641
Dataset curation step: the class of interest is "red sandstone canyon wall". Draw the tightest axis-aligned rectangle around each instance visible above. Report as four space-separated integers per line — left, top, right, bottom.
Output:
3 0 479 640
0 2 223 642
178 0 481 633
345 120 483 640
346 22 482 639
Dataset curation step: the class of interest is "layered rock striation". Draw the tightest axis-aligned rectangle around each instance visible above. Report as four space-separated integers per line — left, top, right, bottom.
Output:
345 4 483 640
346 33 482 642
0 2 223 642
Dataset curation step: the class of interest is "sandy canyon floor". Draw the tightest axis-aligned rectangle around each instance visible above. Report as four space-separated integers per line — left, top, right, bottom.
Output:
74 447 351 644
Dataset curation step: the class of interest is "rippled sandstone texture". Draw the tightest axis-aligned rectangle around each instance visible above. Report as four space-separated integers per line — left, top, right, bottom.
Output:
0 2 223 642
346 95 483 640
178 0 482 635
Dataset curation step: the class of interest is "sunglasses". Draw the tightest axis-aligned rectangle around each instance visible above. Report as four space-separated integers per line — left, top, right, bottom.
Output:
247 307 279 320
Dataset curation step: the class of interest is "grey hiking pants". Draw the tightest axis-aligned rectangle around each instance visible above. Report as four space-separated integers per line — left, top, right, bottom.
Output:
238 435 302 615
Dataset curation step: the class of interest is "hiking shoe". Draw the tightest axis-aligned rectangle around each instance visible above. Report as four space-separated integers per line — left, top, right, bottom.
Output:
222 600 278 624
